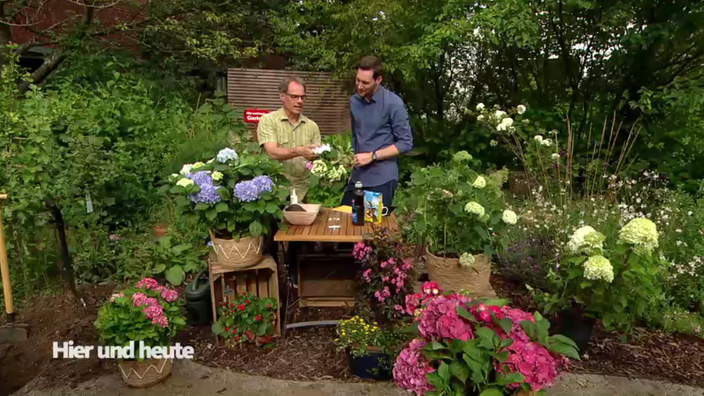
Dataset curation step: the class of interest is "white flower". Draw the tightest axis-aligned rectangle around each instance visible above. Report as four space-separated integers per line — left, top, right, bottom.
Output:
192 162 205 170
689 211 694 216
516 104 526 114
490 140 498 147
464 202 485 217
477 115 485 121
550 130 559 135
312 143 332 155
534 135 544 143
567 226 604 254
472 176 486 189
542 139 553 147
310 160 328 177
177 178 194 187
551 153 560 160
180 164 194 176
502 210 518 225
496 117 514 131
476 103 485 111
522 119 530 124
583 255 614 283
459 253 475 268
493 110 507 120
169 173 179 180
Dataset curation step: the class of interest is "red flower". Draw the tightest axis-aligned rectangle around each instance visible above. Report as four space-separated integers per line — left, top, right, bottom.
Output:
266 304 272 309
255 314 262 322
245 330 255 341
238 304 246 311
229 302 234 307
235 336 240 341
225 327 229 332
245 300 251 304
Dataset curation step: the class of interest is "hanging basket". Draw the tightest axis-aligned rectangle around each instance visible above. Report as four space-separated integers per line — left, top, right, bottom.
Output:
209 231 263 269
118 357 173 388
424 247 496 297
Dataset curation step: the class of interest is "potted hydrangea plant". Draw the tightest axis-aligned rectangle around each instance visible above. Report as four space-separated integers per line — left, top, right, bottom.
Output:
305 134 355 207
393 282 579 396
94 278 186 388
531 217 662 351
168 146 290 269
398 151 518 296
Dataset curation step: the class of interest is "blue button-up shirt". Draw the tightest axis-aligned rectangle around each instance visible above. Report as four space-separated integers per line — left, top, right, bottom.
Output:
349 86 413 187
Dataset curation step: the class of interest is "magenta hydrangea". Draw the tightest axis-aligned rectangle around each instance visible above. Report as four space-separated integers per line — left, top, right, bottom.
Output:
418 296 474 341
393 339 435 395
160 288 179 302
136 278 160 290
501 340 565 391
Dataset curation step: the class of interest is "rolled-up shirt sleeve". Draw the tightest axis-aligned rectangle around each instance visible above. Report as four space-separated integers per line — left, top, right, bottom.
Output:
391 101 413 154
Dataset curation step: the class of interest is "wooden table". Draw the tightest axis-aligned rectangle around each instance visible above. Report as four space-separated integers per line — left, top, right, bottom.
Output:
274 208 398 243
274 208 399 332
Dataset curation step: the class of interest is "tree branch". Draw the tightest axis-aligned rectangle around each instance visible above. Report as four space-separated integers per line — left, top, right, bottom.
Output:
65 0 124 10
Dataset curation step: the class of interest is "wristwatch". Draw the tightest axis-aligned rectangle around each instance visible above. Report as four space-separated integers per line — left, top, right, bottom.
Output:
371 151 378 161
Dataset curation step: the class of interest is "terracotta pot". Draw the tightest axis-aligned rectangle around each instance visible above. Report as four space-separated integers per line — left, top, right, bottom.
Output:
118 357 173 388
209 232 263 269
424 247 496 297
153 225 168 238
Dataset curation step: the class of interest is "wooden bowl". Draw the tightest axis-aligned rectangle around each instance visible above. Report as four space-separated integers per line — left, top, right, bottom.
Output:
283 204 321 225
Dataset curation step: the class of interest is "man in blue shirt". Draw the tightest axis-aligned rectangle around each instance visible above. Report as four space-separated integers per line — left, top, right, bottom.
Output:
341 56 413 208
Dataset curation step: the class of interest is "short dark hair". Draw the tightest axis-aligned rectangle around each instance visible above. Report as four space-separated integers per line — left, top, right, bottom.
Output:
279 77 307 93
358 56 383 79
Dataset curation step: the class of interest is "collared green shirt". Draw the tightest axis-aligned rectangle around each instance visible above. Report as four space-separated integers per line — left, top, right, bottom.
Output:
257 107 321 199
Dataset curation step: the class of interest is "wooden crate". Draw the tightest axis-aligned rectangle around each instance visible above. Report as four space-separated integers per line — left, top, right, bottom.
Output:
209 255 281 339
297 255 357 308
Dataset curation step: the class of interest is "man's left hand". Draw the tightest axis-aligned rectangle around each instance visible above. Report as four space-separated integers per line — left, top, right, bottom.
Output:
354 152 373 167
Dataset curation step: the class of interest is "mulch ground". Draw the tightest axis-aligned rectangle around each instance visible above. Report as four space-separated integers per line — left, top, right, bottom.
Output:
2 274 704 395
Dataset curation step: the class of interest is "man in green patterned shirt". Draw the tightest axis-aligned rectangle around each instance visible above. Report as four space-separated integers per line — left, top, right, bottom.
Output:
258 77 322 201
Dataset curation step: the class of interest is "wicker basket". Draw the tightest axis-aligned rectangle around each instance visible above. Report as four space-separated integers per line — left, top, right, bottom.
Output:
118 357 173 388
424 247 496 297
209 233 263 269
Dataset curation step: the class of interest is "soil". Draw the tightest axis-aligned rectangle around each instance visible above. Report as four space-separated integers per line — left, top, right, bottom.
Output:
490 273 704 388
3 274 704 395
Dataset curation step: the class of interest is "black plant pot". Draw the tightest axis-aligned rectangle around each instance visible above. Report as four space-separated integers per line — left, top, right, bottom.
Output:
557 307 596 354
348 349 392 380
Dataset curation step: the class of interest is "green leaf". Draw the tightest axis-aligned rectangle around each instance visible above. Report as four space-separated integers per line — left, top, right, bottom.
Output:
165 266 186 286
212 321 224 335
215 202 229 213
449 360 469 383
217 188 231 200
171 244 192 255
549 342 581 360
474 225 490 240
456 306 478 323
429 340 445 350
478 388 504 396
495 317 513 335
153 264 166 274
265 202 280 214
495 351 509 362
476 327 498 349
438 361 450 383
206 209 218 221
256 321 267 336
550 334 579 350
249 221 263 237
496 371 525 386
195 203 209 211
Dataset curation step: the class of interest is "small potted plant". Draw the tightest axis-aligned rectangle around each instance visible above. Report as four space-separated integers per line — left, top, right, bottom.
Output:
94 278 187 388
168 146 290 269
334 316 408 380
398 151 518 295
211 292 278 347
393 282 579 396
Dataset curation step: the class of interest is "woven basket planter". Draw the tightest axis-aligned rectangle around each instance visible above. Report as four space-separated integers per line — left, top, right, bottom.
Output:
118 357 173 388
424 247 496 297
209 232 263 269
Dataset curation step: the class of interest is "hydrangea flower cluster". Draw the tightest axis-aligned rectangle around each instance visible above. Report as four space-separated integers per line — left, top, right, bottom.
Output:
392 339 435 395
583 255 614 283
217 147 238 163
618 217 659 255
234 175 275 202
473 176 486 189
464 201 485 217
187 171 223 204
567 225 604 255
501 339 564 391
502 209 518 225
459 252 475 268
128 278 180 328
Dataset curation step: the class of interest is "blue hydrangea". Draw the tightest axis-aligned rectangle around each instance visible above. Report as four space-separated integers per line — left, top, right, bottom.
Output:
217 148 238 163
234 180 259 202
187 171 222 204
252 175 274 194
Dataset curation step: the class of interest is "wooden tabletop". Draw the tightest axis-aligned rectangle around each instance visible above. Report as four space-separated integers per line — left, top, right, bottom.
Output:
274 208 398 242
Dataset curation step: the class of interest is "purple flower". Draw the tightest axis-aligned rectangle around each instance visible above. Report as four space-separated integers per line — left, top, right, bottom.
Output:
252 175 274 194
187 171 223 204
234 180 259 202
109 234 121 241
189 171 214 187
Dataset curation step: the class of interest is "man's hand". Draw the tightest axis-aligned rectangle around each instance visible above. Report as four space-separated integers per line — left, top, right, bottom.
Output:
354 152 373 167
295 144 319 161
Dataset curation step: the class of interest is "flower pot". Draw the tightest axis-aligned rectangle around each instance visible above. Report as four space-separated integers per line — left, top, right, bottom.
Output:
516 391 539 396
557 307 595 354
424 247 496 297
209 232 263 269
153 225 168 238
118 357 173 388
348 347 392 380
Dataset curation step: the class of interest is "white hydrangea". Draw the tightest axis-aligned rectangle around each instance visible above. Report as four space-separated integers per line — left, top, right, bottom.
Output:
459 253 475 268
176 178 194 187
211 171 223 181
192 162 205 170
310 160 328 176
180 163 194 176
551 153 560 160
534 135 544 143
490 140 498 147
476 103 485 111
477 114 485 121
496 117 514 131
619 218 659 255
583 255 614 283
502 210 518 225
517 105 526 114
567 226 604 254
464 202 485 217
472 176 486 189
312 143 332 155
493 110 507 120
542 139 553 147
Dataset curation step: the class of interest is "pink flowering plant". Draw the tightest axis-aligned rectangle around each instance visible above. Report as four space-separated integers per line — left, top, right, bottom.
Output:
394 282 579 395
353 227 417 326
95 278 186 350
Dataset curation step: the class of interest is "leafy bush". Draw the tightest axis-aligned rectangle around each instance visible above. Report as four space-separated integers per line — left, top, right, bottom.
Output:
305 134 355 206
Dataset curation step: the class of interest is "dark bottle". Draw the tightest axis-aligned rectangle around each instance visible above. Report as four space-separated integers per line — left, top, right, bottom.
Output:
352 181 365 226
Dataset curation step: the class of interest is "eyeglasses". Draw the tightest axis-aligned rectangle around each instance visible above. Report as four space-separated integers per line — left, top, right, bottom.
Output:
283 93 306 101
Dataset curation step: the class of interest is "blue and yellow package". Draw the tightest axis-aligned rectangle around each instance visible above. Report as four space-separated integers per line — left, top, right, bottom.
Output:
364 191 383 224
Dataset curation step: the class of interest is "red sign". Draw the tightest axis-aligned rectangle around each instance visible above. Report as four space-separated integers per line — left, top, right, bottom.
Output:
244 109 270 123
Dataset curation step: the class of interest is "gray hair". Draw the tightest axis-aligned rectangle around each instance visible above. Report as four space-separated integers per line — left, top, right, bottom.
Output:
279 77 307 93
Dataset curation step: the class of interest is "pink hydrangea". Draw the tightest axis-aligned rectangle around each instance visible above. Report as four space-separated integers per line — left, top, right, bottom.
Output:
306 161 313 171
132 292 148 307
152 315 169 328
500 306 536 342
421 281 442 296
136 278 160 290
353 242 372 260
405 293 423 316
501 340 563 391
143 304 164 320
471 303 503 324
418 296 474 341
160 288 179 302
393 339 435 395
